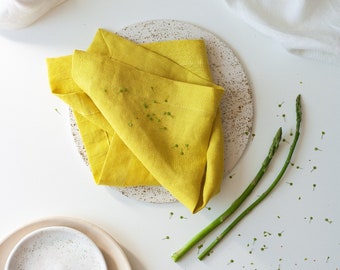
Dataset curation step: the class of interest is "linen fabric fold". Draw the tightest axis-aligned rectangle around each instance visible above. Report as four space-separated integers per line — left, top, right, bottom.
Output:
47 29 225 213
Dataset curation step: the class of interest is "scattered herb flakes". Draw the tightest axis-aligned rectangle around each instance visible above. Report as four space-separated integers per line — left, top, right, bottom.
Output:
179 215 187 219
205 206 212 211
304 216 314 223
162 235 170 240
324 218 333 224
314 147 322 151
263 231 272 237
321 131 326 139
197 244 204 254
54 108 61 115
282 113 287 122
286 181 294 186
277 231 284 237
326 256 330 263
163 111 174 118
282 138 290 144
119 87 128 93
312 183 317 190
278 101 285 108
228 173 236 179
310 166 317 172
169 212 174 219
260 244 268 251
172 143 190 155
227 259 235 265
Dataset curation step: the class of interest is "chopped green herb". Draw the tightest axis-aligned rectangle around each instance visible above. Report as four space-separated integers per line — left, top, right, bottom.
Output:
163 236 170 240
119 87 128 93
227 259 235 265
314 147 322 151
282 138 290 144
263 231 272 237
321 131 326 139
310 166 317 172
197 244 203 254
277 231 284 237
260 244 268 251
228 173 235 179
54 108 61 115
324 218 333 224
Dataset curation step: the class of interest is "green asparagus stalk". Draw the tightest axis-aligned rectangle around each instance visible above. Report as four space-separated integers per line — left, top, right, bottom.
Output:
198 94 302 260
171 127 283 262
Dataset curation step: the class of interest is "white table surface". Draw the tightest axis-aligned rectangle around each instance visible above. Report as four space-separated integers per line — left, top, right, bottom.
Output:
0 0 339 269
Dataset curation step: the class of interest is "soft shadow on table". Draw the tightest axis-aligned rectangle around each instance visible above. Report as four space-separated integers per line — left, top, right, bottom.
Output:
120 248 148 270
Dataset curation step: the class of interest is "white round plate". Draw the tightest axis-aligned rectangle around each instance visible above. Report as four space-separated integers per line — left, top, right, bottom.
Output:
0 217 131 270
5 226 107 270
71 19 253 203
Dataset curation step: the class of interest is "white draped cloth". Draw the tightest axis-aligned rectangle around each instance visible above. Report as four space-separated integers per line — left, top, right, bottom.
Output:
0 0 66 30
225 0 340 65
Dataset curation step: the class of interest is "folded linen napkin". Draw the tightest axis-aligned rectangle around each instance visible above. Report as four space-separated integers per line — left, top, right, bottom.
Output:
47 29 224 213
225 0 340 65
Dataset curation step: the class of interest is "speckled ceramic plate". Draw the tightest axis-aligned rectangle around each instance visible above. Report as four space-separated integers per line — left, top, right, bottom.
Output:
0 217 131 270
5 226 107 270
70 19 253 203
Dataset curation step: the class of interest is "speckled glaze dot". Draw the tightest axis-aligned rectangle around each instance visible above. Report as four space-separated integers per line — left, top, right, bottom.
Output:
70 19 253 203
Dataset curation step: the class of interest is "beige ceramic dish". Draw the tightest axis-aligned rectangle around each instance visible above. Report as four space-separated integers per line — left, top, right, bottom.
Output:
0 217 131 270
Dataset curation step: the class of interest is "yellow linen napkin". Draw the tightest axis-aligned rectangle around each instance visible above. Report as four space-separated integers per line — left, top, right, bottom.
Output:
47 29 224 213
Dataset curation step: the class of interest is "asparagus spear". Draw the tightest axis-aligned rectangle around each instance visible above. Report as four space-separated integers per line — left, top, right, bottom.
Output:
171 127 283 262
198 94 302 260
